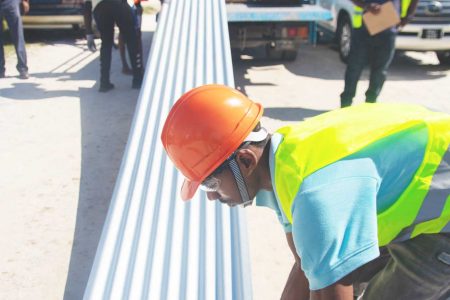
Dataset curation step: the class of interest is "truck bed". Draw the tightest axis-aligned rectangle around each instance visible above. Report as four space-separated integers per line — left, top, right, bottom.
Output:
227 3 332 22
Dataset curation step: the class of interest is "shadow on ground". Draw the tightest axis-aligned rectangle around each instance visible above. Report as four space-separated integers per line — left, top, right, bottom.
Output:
60 29 154 300
263 106 329 122
232 44 449 85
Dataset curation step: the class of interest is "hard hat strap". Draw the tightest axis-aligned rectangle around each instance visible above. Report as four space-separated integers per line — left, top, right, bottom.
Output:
228 158 252 207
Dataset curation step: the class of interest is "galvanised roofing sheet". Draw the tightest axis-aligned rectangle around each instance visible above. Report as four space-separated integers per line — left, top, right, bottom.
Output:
83 0 252 299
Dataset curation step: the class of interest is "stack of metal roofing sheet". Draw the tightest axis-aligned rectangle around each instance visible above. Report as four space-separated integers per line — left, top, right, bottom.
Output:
83 0 253 299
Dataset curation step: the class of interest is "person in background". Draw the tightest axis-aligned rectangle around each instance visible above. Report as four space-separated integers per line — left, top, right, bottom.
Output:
0 0 29 79
84 0 143 92
156 0 163 22
340 0 419 107
119 0 143 76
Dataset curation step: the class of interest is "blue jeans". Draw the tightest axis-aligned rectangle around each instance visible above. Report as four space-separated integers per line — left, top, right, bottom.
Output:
352 233 450 299
0 0 28 74
340 27 396 107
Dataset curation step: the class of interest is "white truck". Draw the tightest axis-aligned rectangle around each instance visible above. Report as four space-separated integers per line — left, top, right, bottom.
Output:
226 0 333 60
318 0 450 64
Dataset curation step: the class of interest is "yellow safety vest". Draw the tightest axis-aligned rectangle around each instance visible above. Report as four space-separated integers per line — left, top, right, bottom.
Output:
273 103 450 246
353 0 411 28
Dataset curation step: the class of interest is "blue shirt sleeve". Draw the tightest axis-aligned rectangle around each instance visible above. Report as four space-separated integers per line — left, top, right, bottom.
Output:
291 160 381 290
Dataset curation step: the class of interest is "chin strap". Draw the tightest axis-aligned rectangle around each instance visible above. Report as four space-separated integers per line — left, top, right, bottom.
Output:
228 158 252 207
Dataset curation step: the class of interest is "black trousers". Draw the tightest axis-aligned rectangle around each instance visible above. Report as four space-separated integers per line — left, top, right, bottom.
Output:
93 0 142 85
340 26 396 107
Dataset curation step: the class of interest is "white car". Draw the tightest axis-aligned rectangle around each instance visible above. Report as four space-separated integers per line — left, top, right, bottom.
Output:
22 0 85 30
318 0 450 64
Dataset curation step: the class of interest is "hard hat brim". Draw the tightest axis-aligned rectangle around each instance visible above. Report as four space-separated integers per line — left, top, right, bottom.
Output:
181 178 200 201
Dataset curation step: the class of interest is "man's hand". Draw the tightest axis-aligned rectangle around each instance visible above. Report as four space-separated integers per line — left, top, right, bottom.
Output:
365 3 381 14
398 17 410 28
20 0 30 15
86 34 97 52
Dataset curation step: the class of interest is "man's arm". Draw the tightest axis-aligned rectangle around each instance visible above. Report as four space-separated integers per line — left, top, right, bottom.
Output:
281 233 354 300
21 0 30 15
280 233 309 300
83 0 97 51
310 281 354 300
399 0 419 27
83 1 93 34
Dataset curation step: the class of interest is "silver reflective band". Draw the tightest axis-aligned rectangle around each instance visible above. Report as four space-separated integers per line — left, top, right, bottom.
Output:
228 158 252 207
394 145 450 242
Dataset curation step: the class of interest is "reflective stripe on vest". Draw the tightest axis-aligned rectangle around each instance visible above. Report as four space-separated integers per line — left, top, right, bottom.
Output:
273 103 450 246
353 6 363 28
391 148 450 243
401 0 411 18
352 0 411 29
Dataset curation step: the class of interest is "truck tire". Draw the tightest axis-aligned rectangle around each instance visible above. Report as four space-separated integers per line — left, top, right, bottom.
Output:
282 50 298 61
337 15 352 63
266 45 284 60
436 51 450 65
266 45 298 61
231 49 242 60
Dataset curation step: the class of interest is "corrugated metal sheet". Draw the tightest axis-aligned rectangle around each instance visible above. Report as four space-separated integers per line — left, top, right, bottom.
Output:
83 0 253 299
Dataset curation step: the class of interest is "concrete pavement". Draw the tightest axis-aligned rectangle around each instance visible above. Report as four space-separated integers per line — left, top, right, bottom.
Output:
1 12 449 300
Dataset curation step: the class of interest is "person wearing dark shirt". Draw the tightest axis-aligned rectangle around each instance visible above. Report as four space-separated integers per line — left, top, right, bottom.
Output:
83 0 143 92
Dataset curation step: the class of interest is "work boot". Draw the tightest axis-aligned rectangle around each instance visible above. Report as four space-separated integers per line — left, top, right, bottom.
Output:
99 82 115 93
132 77 142 89
340 99 352 108
19 71 29 79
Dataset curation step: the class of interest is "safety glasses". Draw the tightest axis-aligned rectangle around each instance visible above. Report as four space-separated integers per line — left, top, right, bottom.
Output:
198 127 268 207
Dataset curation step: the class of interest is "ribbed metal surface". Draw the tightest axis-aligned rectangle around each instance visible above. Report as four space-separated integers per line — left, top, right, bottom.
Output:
83 0 252 299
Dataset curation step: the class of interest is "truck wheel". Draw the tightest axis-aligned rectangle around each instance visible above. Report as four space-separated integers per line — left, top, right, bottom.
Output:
231 49 242 60
337 15 352 63
282 50 298 61
266 45 283 60
436 51 450 65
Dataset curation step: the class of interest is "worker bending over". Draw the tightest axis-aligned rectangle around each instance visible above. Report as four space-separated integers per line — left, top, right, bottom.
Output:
161 85 450 300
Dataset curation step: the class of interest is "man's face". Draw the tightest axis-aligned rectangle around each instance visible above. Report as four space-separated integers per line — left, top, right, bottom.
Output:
205 167 244 207
205 166 260 208
202 146 263 207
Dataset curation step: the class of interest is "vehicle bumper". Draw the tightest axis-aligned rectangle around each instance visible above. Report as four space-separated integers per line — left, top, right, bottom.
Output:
396 24 450 51
230 38 300 49
22 15 84 29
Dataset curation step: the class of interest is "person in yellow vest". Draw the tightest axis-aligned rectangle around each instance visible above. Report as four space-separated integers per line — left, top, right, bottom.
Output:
161 85 450 299
340 0 419 107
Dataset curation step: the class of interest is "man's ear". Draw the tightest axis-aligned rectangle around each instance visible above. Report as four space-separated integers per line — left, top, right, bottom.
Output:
236 148 258 175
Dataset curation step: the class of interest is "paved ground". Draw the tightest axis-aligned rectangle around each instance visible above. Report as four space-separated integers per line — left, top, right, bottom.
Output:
1 11 450 300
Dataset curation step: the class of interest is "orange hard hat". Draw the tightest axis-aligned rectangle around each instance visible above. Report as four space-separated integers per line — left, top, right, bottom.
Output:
161 84 264 201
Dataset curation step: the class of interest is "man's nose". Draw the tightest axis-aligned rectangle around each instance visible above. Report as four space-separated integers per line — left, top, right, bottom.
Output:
206 191 220 201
